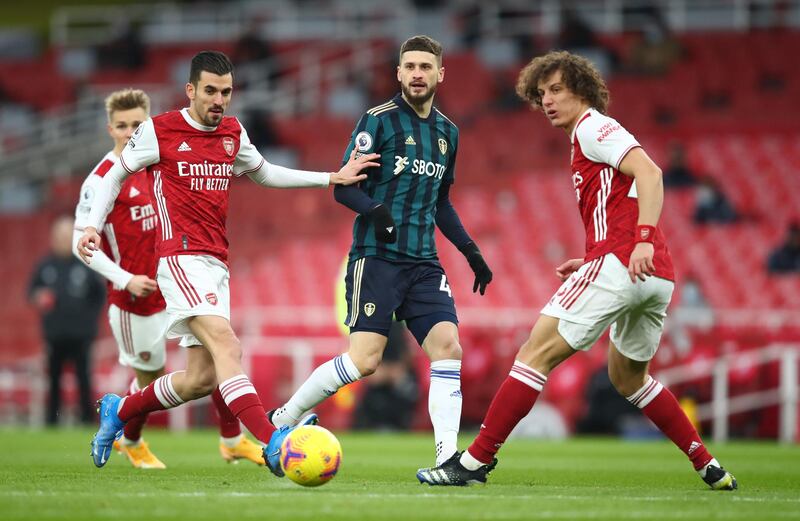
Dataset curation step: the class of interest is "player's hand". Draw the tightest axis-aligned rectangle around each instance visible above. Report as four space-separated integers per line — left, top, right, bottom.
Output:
555 258 584 282
330 150 380 186
125 275 158 298
77 227 102 263
628 242 655 282
366 204 397 243
459 241 493 295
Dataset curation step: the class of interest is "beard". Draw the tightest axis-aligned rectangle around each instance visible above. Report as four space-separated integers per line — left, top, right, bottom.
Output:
202 109 224 127
401 82 437 106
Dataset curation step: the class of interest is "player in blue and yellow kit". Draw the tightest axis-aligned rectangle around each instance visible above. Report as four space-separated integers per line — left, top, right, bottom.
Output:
271 36 492 470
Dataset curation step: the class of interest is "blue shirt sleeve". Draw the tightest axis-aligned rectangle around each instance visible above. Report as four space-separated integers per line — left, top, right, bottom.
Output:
435 182 472 248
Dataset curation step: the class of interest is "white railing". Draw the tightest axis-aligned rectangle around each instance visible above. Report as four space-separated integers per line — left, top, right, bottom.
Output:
657 343 799 443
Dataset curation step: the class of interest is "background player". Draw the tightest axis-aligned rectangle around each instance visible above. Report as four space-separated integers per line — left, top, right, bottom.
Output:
77 51 379 474
270 36 493 469
417 50 737 490
74 88 264 469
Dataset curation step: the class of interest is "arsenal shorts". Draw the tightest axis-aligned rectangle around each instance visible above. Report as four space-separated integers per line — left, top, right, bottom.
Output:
108 305 168 371
156 254 231 347
540 253 674 361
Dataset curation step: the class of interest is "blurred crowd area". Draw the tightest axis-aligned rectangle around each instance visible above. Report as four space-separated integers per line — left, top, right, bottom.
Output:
0 0 799 438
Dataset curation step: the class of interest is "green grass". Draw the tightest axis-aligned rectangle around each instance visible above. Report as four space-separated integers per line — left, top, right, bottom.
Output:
1 429 799 520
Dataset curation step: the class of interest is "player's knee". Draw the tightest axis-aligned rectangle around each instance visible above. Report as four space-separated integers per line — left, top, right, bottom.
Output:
351 352 381 377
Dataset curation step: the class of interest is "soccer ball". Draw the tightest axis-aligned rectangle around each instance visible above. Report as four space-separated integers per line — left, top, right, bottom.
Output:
280 425 342 487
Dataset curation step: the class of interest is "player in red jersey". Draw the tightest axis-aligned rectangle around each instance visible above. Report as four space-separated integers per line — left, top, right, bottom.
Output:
77 51 378 474
417 51 737 490
74 88 265 469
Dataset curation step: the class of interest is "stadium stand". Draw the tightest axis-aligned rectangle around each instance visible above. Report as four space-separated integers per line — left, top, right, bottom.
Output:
0 11 797 437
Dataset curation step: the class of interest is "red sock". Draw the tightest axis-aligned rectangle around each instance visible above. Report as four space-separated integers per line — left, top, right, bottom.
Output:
467 361 546 464
118 372 185 422
219 375 273 443
122 377 148 442
628 377 713 470
212 386 242 438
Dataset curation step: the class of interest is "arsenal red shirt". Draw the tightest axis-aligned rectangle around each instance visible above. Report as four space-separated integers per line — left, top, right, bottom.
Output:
570 109 674 281
118 109 265 264
76 152 166 315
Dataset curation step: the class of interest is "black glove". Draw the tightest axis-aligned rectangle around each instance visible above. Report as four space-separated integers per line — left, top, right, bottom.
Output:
366 204 397 244
459 241 492 295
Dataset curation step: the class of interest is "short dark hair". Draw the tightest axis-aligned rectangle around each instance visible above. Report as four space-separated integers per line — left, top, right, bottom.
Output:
516 50 610 114
189 51 234 85
399 35 443 65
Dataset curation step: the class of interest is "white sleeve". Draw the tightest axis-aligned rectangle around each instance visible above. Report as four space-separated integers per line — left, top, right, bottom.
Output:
233 122 266 177
246 160 331 188
85 164 129 231
75 174 103 230
577 114 640 169
84 119 159 230
71 229 134 290
119 118 160 173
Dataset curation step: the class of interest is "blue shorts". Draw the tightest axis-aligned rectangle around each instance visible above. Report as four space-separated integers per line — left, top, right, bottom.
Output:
344 256 458 345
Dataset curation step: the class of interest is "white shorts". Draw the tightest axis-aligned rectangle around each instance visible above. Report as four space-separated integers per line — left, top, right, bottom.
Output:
156 254 231 347
541 253 674 362
108 305 168 372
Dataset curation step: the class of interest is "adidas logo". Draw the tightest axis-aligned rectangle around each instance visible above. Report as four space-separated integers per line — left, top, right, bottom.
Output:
450 390 462 398
688 441 702 455
405 136 416 145
177 141 192 152
129 186 140 198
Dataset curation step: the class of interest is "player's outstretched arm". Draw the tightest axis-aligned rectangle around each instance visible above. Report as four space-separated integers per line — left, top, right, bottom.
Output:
245 150 378 189
619 147 662 282
330 150 380 185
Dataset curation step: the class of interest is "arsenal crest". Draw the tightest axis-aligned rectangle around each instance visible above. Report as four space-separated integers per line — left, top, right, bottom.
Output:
206 293 218 305
364 302 376 317
222 137 234 156
140 352 151 362
438 138 447 155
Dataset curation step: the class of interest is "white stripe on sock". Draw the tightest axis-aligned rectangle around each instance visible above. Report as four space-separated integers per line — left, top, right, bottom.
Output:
219 375 258 405
154 373 184 408
508 360 547 391
626 375 664 409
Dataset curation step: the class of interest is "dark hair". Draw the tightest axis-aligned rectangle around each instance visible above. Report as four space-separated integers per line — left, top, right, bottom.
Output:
516 50 609 114
399 35 443 65
189 51 234 85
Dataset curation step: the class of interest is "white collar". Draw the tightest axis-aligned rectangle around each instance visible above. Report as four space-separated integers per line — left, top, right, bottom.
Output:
180 108 218 132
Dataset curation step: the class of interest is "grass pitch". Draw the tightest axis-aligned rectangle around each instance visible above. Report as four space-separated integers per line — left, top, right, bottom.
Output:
1 428 798 520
